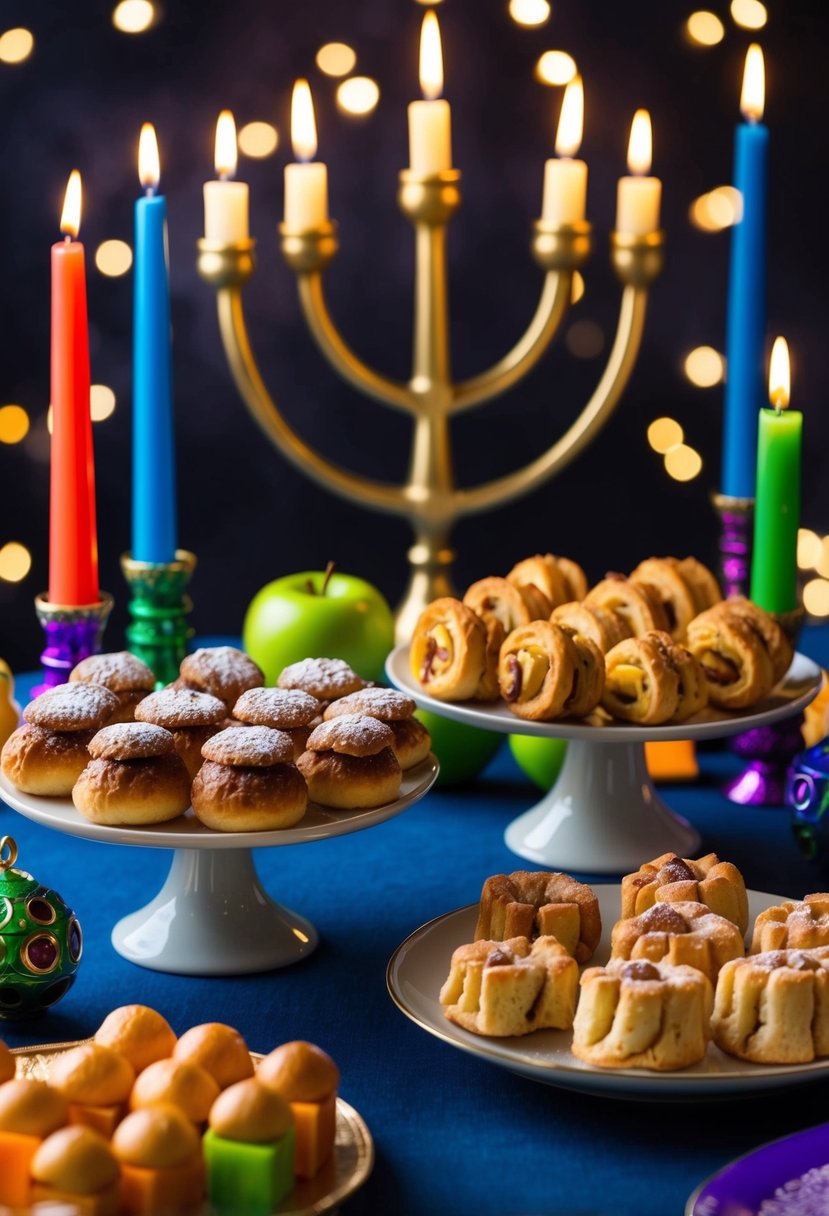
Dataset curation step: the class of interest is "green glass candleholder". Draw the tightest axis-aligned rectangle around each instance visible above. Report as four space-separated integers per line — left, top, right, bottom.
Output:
120 549 197 687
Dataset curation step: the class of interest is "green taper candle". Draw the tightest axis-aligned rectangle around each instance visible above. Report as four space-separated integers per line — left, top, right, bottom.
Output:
750 338 801 613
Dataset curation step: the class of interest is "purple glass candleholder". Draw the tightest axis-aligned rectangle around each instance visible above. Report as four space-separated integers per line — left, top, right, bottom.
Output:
711 491 754 598
31 592 114 699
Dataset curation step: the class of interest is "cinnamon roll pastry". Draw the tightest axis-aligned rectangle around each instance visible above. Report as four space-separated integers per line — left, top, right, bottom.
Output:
583 575 669 637
463 577 546 702
645 631 708 723
629 557 699 643
506 555 566 612
714 597 793 684
410 598 487 701
555 556 589 603
551 602 632 654
498 621 577 721
686 606 775 710
602 635 680 725
677 557 722 614
556 626 605 718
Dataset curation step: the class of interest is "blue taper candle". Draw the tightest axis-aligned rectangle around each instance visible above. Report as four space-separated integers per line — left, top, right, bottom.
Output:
132 123 177 563
721 44 768 499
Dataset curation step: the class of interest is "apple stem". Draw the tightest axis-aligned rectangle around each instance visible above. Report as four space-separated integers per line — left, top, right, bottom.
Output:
305 578 315 595
321 560 336 596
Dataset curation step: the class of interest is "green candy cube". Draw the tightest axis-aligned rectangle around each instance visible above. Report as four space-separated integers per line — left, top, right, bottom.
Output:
203 1124 296 1215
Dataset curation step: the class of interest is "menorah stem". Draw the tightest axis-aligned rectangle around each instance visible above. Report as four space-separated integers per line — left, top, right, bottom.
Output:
412 222 452 390
396 529 456 645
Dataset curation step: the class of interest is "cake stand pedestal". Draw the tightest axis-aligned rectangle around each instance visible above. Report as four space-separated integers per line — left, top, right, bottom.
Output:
386 646 821 874
0 756 438 976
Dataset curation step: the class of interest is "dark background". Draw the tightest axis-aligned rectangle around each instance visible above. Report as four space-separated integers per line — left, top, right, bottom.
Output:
0 0 825 672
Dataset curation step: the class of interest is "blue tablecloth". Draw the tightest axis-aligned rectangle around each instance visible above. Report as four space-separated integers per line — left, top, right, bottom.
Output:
3 632 829 1216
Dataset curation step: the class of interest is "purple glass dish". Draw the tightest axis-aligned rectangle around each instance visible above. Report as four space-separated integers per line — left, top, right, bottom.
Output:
687 1122 829 1215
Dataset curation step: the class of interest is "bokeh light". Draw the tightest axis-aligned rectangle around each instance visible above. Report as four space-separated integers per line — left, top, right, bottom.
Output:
509 0 551 28
0 405 30 444
536 51 577 86
112 1 156 34
817 537 829 580
316 42 357 77
730 0 767 30
798 529 823 571
684 346 725 387
804 578 829 617
685 12 725 46
571 272 585 305
0 543 32 583
690 187 743 231
647 418 684 454
90 385 117 422
565 320 604 359
336 77 380 116
0 28 34 64
238 122 279 158
664 444 703 481
95 240 133 277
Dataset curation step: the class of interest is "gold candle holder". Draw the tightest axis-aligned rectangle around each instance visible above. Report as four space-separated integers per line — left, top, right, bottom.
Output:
198 169 664 640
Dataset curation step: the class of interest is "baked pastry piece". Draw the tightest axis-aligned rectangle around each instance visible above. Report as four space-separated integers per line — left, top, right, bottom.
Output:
30 1124 120 1216
506 554 572 610
750 893 829 954
232 687 322 759
555 624 605 718
686 605 777 710
112 1105 205 1215
584 575 669 637
49 1042 136 1138
1 683 119 797
712 948 829 1064
602 634 680 725
498 621 578 721
551 601 632 654
277 656 367 703
130 1058 220 1125
94 1005 177 1075
676 557 722 614
621 851 749 935
475 870 601 963
204 1077 295 1213
178 645 264 712
571 958 713 1070
191 725 308 832
410 598 488 701
439 935 578 1036
715 596 793 684
70 651 157 723
0 1079 70 1211
134 687 226 779
257 1041 340 1180
610 900 745 985
297 714 402 809
463 576 551 699
629 557 700 643
323 687 431 770
172 1023 254 1091
73 723 191 827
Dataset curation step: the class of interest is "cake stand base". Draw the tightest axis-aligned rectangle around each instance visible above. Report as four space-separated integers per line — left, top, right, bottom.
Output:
504 739 701 874
111 847 318 976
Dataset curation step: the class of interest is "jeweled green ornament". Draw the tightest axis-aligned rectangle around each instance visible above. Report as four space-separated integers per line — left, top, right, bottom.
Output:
0 836 82 1020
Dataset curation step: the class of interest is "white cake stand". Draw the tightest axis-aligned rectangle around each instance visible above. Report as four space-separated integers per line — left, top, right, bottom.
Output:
387 646 821 873
0 756 438 976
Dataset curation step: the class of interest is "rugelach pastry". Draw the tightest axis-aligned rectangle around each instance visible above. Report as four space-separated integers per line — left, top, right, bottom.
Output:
409 598 488 701
463 576 551 700
323 687 431 770
30 1124 120 1215
94 1005 177 1075
277 656 367 703
610 900 744 985
297 714 402 809
69 651 157 723
629 557 702 643
0 1079 71 1209
584 575 669 637
232 687 322 759
112 1104 205 1215
551 601 632 654
498 621 579 721
1 683 119 797
130 1058 220 1126
49 1042 136 1138
257 1041 339 1180
190 726 308 832
178 645 264 712
555 623 605 717
72 723 191 827
203 1078 295 1214
506 554 569 610
621 851 749 935
686 604 777 710
602 632 707 725
675 556 723 614
172 1023 254 1091
571 958 713 1070
475 870 601 963
440 935 579 1036
750 893 829 954
134 687 227 780
714 596 793 683
712 948 829 1064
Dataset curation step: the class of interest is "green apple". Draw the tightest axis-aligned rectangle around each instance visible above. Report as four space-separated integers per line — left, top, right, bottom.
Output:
508 734 567 789
416 710 503 787
242 566 395 685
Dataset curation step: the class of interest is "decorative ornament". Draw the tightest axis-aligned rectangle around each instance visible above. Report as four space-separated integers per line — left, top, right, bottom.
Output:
0 836 82 1020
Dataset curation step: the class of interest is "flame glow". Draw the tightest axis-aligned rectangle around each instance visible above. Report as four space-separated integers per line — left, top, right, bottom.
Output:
291 79 318 161
627 110 652 175
138 123 160 190
215 110 237 179
60 171 82 238
555 74 583 157
419 11 443 100
769 337 790 409
741 44 765 122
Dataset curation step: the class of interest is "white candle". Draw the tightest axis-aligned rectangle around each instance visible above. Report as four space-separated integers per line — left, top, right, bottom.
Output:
284 79 329 229
541 75 587 226
203 111 249 243
615 109 661 235
408 11 453 174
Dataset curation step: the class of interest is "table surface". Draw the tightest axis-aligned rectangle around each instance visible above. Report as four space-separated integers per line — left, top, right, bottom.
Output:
4 631 829 1216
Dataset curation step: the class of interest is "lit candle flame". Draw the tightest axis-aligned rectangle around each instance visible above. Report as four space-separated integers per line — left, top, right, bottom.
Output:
419 11 444 101
627 109 652 175
555 73 583 157
769 336 790 410
215 110 237 180
60 170 82 238
138 122 160 190
741 43 765 122
291 79 318 162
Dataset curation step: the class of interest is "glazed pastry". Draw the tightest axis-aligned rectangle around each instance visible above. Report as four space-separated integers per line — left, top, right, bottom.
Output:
506 554 565 611
676 557 722 614
134 687 227 779
712 948 829 1064
498 621 577 722
439 935 579 1037
475 870 601 963
686 605 776 710
584 575 669 637
629 557 700 643
714 597 793 684
191 726 308 832
621 851 749 935
232 687 322 759
601 635 680 725
172 1023 254 1091
610 900 744 985
277 656 367 703
463 576 549 699
49 1042 136 1138
297 714 402 809
571 959 713 1071
70 651 157 723
750 893 829 954
130 1059 220 1125
323 687 431 770
1 684 119 797
555 625 605 718
73 723 191 827
409 598 488 701
551 601 632 654
30 1125 120 1215
94 1005 177 1075
178 646 264 713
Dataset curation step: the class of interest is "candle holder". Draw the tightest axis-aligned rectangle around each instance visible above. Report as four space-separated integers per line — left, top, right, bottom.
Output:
198 174 664 641
32 592 114 698
711 491 754 599
120 550 197 687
